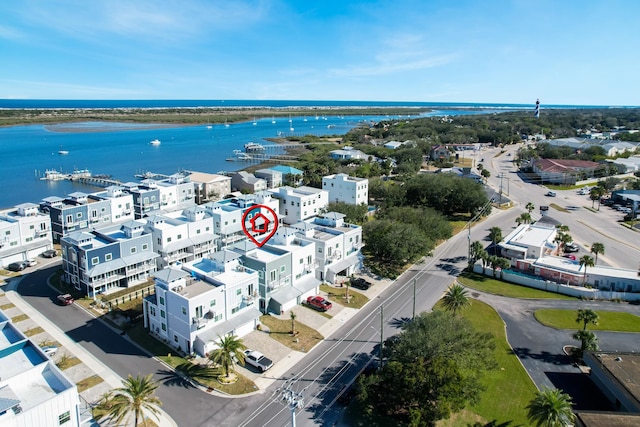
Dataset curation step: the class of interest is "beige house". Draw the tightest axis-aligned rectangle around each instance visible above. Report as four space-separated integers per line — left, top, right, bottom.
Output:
187 171 232 204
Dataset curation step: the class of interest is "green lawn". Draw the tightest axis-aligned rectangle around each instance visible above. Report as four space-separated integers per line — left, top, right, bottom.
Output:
534 309 640 332
260 315 324 353
320 284 369 309
444 300 536 426
458 272 576 300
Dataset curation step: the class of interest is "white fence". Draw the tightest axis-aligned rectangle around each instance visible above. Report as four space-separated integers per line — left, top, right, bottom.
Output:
473 264 640 302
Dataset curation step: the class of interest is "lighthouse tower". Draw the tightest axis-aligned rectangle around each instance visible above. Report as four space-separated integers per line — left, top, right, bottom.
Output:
534 98 540 118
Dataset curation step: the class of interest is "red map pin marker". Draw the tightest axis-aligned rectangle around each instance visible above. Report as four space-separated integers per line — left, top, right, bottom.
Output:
241 205 278 247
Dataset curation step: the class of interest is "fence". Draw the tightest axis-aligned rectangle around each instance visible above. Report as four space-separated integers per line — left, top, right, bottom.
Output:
100 284 155 309
472 264 640 302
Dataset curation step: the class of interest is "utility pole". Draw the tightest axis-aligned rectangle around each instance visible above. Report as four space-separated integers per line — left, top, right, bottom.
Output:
499 173 504 204
379 305 384 369
277 381 304 427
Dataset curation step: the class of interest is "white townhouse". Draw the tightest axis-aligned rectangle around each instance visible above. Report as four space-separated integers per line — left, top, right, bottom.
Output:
143 206 217 269
0 203 53 268
88 186 135 224
0 310 81 427
268 186 328 225
254 168 283 189
322 173 369 206
498 223 559 264
202 192 280 250
143 250 261 357
291 212 362 284
61 221 159 298
263 227 321 314
139 174 196 215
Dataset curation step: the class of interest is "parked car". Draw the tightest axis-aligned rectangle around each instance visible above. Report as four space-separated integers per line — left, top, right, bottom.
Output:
41 345 58 357
306 296 333 312
27 259 37 267
41 249 57 258
7 261 28 272
545 191 557 197
563 254 576 260
57 294 74 305
564 242 579 253
540 205 549 212
243 349 273 372
349 277 371 291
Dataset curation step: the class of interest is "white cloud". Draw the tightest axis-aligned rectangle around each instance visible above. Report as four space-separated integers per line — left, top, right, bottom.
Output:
0 25 25 40
329 53 457 77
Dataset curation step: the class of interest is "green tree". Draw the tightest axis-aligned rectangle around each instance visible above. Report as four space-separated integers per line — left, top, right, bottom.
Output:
326 201 369 225
469 240 486 267
525 202 535 214
208 334 247 379
94 374 162 427
516 212 532 225
589 186 605 209
488 227 503 248
590 242 605 264
526 387 576 427
496 257 511 279
357 311 496 426
576 309 599 331
579 255 595 285
573 330 599 354
441 283 470 315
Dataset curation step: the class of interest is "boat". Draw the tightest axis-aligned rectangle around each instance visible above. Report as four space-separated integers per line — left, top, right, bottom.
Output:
224 120 230 128
252 117 257 126
206 125 213 129
150 139 161 146
271 116 276 124
40 169 67 181
244 142 265 152
58 145 69 155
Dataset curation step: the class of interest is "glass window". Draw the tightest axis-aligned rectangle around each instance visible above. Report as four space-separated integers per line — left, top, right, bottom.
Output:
142 243 148 250
159 296 165 305
105 254 112 261
58 411 71 425
161 310 165 318
161 323 166 331
181 307 187 315
236 288 242 295
130 247 137 254
280 265 285 273
91 257 99 265
210 299 216 307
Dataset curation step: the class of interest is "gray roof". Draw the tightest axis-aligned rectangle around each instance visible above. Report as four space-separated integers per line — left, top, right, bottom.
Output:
153 267 190 283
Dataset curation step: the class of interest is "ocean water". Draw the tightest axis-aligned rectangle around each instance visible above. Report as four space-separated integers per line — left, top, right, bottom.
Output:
0 100 537 209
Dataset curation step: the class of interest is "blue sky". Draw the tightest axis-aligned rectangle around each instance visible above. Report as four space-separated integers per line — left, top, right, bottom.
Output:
1 0 638 105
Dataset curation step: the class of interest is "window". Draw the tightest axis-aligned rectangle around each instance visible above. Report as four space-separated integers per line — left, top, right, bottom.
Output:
210 299 216 307
157 238 162 245
299 258 303 264
280 265 285 273
150 307 156 316
142 243 148 250
91 257 99 265
177 234 182 240
105 253 112 261
161 323 166 331
270 270 276 281
58 410 71 425
159 296 165 305
160 310 165 318
76 212 82 218
29 224 35 230
130 247 137 254
318 247 323 253
174 335 178 342
197 228 201 234
181 307 187 315
167 237 172 243
206 226 210 231
66 214 73 223
237 288 242 295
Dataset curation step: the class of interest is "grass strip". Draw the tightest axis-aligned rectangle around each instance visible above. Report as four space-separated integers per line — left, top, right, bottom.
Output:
320 283 369 309
458 271 576 300
11 314 29 323
260 315 324 353
77 375 104 393
24 326 45 337
0 303 15 310
534 309 640 332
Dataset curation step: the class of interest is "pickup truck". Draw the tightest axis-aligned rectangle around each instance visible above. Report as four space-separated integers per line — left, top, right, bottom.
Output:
306 296 332 312
243 349 273 372
57 294 74 305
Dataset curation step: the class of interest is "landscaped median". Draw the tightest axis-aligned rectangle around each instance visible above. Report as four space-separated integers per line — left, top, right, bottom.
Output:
534 309 640 332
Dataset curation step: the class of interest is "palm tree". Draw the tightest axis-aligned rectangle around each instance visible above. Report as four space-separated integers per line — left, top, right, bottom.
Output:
488 227 502 253
589 187 604 210
517 212 532 225
94 374 162 427
573 329 599 354
590 242 605 264
496 257 511 279
576 309 599 331
441 283 470 315
526 202 535 214
208 334 247 379
290 311 297 335
526 387 576 427
579 255 595 285
488 255 500 278
469 240 485 266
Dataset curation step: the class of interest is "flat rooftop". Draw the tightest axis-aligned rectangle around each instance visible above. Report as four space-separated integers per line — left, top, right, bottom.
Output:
506 224 555 248
593 352 640 406
536 256 640 280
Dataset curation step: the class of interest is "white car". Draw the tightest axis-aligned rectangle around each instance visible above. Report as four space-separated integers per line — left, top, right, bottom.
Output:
27 259 37 267
243 349 273 372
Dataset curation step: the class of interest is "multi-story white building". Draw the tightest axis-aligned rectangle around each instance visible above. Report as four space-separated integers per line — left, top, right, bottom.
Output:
291 212 362 284
61 220 159 298
268 186 328 225
143 250 261 357
202 192 280 250
322 173 368 205
0 203 53 268
498 223 559 263
143 206 217 269
141 174 196 214
0 310 80 427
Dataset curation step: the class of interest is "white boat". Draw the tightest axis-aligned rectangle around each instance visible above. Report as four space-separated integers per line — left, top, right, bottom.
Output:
206 125 213 129
252 117 257 125
244 142 265 152
150 139 161 146
271 116 276 124
40 169 67 181
224 120 230 128
58 150 69 155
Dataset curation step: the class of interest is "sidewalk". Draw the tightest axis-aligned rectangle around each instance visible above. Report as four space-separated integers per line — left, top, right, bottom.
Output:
0 274 178 427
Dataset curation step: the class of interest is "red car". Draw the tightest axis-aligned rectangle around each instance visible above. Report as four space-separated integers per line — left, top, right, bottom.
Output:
306 296 332 312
